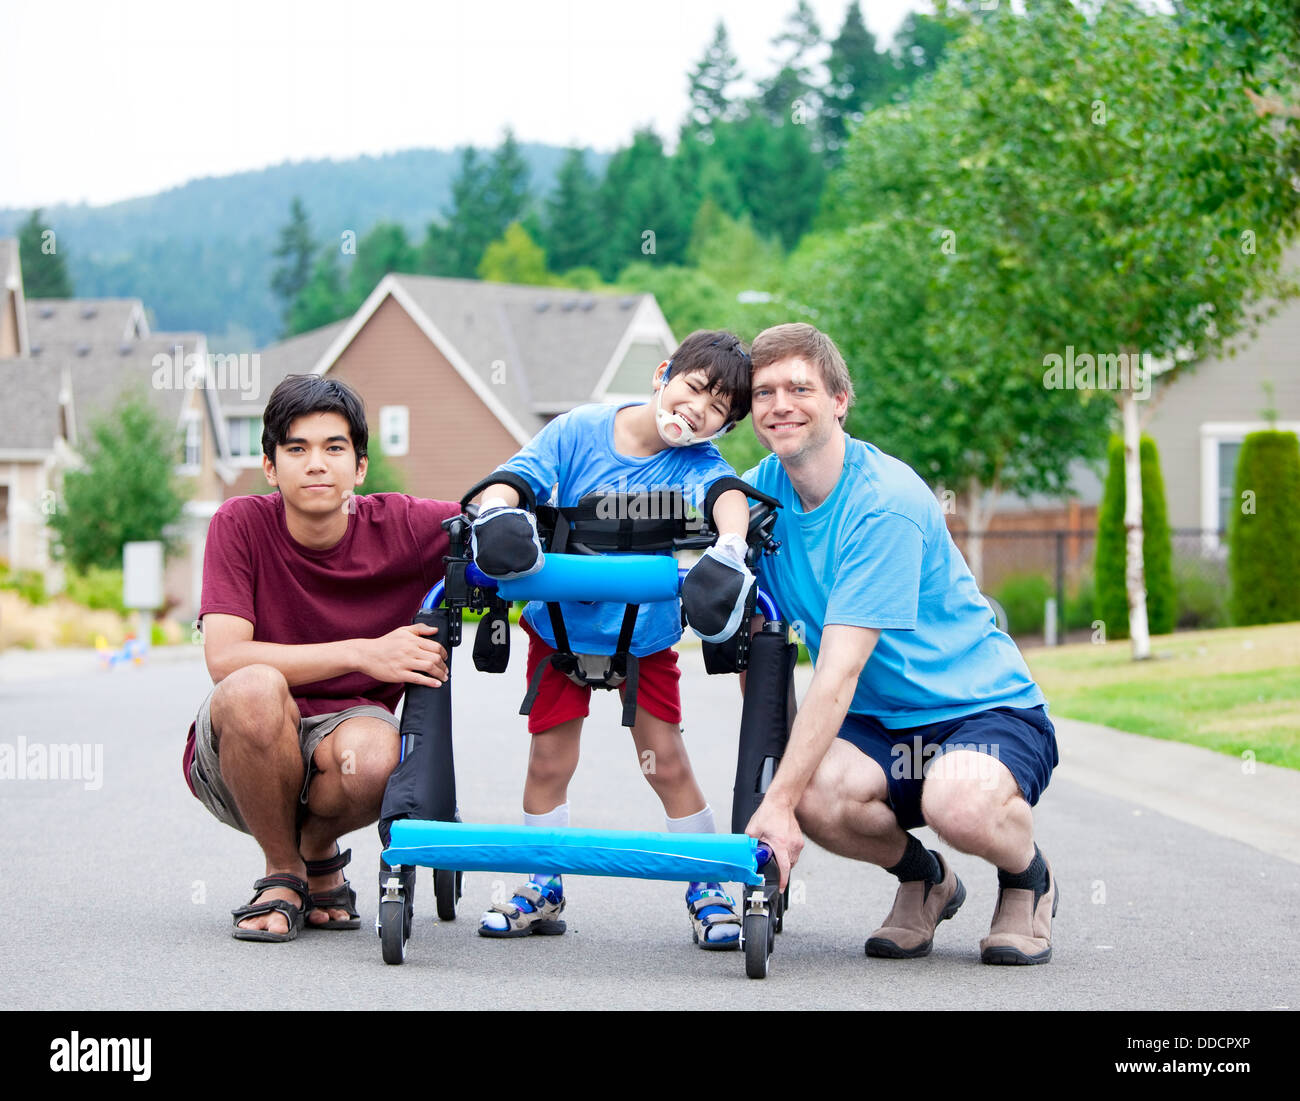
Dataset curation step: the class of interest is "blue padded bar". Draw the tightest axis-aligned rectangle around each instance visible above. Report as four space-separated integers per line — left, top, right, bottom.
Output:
492 554 680 604
381 821 764 885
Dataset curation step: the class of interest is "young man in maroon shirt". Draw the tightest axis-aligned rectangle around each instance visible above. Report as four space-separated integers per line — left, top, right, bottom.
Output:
184 375 461 941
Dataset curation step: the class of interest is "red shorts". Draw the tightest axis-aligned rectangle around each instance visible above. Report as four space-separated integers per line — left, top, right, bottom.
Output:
521 620 682 734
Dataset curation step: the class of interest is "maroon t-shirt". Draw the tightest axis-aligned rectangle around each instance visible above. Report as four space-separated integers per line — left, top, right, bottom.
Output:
182 491 461 794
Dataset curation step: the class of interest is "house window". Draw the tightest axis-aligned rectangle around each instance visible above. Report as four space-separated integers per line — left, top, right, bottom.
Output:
1216 441 1240 533
379 406 409 457
226 416 262 463
180 416 201 469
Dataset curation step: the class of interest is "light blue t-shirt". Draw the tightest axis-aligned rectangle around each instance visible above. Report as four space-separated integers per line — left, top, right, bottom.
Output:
744 436 1045 729
499 403 734 656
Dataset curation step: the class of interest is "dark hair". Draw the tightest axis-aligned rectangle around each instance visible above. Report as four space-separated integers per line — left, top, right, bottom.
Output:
665 330 752 423
261 375 368 464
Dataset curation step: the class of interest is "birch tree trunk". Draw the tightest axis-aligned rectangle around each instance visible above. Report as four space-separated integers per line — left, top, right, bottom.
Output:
963 482 996 592
1122 382 1152 660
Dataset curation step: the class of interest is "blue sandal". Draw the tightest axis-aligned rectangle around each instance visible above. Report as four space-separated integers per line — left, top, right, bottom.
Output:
687 882 741 950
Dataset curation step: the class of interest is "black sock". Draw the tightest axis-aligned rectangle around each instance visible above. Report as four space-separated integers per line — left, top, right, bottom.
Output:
886 835 942 883
998 844 1048 894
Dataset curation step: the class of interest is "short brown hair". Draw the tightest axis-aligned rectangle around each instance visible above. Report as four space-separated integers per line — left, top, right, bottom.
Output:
750 323 855 425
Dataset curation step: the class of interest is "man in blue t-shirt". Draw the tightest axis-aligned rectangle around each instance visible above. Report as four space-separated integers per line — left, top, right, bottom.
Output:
741 323 1061 965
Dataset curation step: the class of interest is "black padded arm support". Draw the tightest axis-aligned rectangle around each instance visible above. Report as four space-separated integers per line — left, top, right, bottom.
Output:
460 470 537 514
731 629 797 833
378 608 457 847
703 477 781 526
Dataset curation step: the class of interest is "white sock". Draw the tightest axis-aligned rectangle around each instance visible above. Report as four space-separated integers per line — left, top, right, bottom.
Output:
665 804 715 834
480 803 570 932
524 802 570 829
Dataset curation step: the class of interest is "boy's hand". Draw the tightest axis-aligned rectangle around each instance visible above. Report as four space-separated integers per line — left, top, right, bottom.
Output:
360 623 449 686
682 534 755 644
471 505 545 580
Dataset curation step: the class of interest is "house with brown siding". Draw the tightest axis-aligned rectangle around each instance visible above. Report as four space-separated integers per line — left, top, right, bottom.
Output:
227 274 676 501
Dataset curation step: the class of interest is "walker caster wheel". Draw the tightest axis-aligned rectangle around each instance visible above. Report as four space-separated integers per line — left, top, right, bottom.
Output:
434 868 462 921
379 898 407 965
744 912 774 979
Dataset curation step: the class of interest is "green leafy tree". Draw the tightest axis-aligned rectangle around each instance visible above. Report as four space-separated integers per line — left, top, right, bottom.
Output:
1094 436 1176 639
1228 430 1300 625
540 148 604 274
270 197 316 330
357 436 407 496
18 209 73 298
478 222 550 285
48 393 187 573
812 0 1300 640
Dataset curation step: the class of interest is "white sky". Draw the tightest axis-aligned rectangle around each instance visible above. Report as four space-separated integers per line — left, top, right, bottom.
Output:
0 0 926 209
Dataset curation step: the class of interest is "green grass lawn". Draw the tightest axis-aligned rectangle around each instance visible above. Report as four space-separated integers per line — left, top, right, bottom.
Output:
1022 622 1300 770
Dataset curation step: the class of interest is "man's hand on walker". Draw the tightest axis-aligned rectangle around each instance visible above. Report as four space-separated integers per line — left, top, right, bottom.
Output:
745 794 803 890
360 623 449 686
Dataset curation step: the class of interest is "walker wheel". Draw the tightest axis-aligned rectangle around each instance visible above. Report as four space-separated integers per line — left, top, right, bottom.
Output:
380 898 407 965
744 912 773 979
434 868 462 921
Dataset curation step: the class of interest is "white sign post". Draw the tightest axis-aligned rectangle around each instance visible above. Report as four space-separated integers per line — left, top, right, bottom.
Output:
123 541 163 651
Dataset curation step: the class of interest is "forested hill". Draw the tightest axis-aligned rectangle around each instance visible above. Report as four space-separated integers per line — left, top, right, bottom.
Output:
0 144 596 346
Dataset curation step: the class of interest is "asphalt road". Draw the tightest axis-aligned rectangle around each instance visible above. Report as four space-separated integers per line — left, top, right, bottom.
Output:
1 641 1296 1011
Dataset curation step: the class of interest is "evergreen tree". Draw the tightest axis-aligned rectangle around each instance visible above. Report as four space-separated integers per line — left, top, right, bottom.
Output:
420 147 494 277
17 209 73 298
270 197 316 329
357 437 406 495
346 221 417 308
822 1 893 152
1094 436 1176 638
540 148 604 274
1229 430 1300 625
48 392 187 573
287 246 348 335
759 1 824 125
687 21 743 134
595 129 694 278
484 128 532 238
892 12 961 88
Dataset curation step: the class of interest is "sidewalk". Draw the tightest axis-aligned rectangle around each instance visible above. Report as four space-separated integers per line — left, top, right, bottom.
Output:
0 643 203 683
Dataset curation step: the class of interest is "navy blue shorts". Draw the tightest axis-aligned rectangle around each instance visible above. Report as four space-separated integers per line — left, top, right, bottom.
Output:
836 705 1059 830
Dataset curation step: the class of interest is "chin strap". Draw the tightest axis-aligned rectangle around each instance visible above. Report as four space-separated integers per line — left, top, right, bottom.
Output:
653 382 733 447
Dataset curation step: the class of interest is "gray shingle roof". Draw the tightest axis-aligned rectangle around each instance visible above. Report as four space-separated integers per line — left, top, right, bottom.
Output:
25 297 147 354
0 358 63 451
390 276 654 429
216 319 349 413
34 332 206 432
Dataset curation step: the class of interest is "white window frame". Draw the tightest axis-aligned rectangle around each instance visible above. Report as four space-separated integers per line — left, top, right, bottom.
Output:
177 413 202 475
379 405 409 458
1200 420 1300 552
226 415 263 467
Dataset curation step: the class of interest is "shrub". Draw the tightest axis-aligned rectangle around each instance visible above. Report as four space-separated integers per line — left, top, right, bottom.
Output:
62 566 127 614
1093 434 1176 638
0 566 48 605
1228 430 1300 625
994 572 1052 637
1173 551 1229 630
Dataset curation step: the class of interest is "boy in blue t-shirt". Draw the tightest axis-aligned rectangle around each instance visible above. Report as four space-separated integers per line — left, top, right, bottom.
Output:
467 331 758 948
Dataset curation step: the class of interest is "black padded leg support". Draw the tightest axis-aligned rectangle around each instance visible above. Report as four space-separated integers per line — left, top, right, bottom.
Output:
379 608 457 848
731 629 797 834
